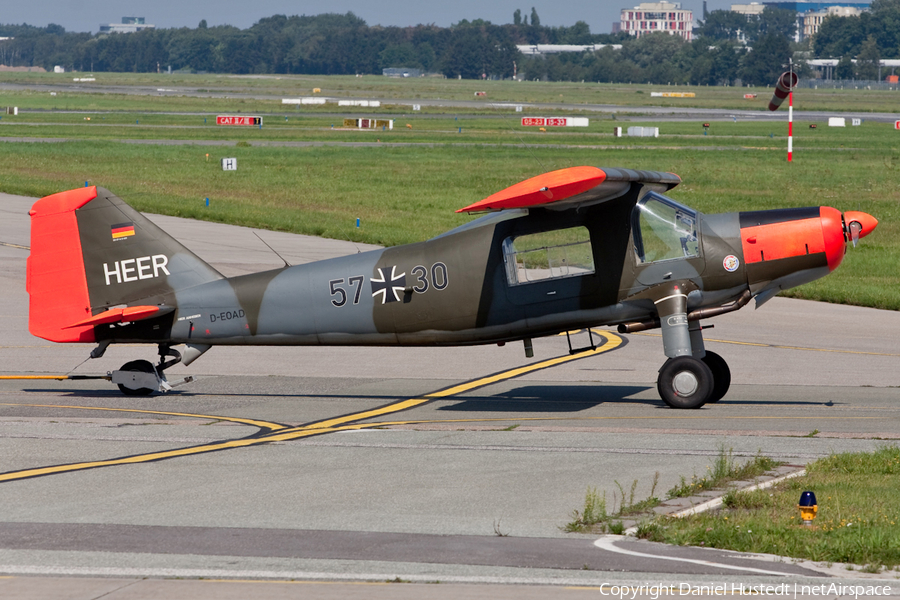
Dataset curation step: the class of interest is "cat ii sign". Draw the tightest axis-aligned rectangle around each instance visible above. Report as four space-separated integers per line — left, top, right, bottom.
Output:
216 116 262 126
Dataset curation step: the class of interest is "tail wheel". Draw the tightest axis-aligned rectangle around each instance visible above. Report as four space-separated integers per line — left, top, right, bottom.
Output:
657 356 713 409
117 360 156 396
701 351 731 403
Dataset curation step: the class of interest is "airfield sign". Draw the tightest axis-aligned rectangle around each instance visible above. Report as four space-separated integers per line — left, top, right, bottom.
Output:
521 117 588 127
216 115 262 126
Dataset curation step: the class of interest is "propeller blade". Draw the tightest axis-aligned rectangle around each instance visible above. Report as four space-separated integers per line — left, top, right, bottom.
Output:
849 221 862 247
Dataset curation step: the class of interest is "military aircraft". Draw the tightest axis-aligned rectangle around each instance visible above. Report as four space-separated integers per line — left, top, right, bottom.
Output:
26 166 877 408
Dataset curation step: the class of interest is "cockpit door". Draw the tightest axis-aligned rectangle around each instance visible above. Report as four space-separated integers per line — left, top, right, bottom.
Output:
632 192 704 286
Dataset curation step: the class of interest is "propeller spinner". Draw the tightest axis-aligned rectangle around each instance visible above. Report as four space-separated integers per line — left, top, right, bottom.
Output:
844 211 878 248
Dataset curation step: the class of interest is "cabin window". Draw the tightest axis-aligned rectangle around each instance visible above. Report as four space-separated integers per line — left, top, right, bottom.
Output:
632 192 699 263
503 226 595 285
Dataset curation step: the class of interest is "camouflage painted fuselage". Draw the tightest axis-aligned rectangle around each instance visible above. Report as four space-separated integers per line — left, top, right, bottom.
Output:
26 179 851 351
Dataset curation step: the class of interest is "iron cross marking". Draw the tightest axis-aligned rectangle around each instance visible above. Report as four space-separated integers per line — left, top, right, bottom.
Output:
370 266 406 304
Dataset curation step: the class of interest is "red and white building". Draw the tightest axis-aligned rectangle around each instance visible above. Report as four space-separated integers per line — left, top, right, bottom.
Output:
620 2 693 40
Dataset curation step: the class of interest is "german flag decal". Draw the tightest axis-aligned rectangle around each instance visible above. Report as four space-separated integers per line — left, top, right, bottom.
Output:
111 222 136 241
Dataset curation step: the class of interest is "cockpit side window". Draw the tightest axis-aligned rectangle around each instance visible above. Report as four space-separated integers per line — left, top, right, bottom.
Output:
632 192 700 264
503 226 595 286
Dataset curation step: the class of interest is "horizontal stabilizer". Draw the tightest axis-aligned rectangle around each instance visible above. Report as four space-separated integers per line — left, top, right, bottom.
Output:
65 305 174 329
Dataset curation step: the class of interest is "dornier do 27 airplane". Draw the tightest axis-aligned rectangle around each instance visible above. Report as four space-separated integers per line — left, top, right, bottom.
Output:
27 166 877 408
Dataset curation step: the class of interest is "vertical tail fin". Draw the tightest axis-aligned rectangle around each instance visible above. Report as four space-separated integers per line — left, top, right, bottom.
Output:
27 186 223 343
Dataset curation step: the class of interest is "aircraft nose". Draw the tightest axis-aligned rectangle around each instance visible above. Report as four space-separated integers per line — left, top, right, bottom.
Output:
820 207 878 271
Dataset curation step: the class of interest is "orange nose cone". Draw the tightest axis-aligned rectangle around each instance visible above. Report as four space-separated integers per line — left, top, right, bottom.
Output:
844 211 878 240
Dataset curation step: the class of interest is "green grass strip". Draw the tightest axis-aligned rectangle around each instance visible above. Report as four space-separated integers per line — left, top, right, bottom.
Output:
641 446 900 572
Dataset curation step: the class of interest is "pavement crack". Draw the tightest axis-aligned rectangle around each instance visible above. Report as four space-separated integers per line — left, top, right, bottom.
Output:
89 578 143 600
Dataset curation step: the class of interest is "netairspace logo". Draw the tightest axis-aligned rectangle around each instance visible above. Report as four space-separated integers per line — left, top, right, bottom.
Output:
597 583 893 599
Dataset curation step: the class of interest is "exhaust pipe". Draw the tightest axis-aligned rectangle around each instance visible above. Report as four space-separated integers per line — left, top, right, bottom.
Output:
617 290 752 334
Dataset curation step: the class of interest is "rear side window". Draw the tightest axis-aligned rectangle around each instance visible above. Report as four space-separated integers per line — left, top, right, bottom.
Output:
503 226 595 285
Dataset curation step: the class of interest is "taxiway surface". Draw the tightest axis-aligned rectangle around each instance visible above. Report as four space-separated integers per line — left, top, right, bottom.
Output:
1 191 899 596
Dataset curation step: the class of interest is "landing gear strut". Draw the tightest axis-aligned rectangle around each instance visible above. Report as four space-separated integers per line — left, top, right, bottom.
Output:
650 285 732 409
620 288 748 408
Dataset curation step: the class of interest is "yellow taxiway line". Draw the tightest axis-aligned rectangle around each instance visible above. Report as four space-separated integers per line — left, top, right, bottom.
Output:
261 330 623 436
0 402 288 431
0 376 81 380
0 241 29 250
0 331 624 483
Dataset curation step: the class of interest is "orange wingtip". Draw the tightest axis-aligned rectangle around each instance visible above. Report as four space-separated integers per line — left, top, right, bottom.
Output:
457 166 606 213
65 305 162 329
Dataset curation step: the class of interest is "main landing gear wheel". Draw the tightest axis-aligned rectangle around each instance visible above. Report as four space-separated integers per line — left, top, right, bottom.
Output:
117 360 156 396
657 356 713 409
701 351 731 403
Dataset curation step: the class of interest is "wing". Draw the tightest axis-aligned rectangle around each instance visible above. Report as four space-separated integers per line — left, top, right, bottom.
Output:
457 166 681 214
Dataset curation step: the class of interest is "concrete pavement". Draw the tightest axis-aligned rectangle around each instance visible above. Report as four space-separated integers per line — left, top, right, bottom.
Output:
1 190 899 597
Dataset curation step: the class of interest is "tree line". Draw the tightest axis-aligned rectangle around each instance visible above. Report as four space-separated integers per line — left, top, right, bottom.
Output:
1 2 898 84
0 12 619 79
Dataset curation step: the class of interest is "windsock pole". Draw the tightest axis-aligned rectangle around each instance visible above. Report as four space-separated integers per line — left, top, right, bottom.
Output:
788 89 793 162
788 60 793 163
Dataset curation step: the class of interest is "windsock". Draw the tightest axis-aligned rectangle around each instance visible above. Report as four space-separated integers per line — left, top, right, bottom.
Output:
768 71 798 111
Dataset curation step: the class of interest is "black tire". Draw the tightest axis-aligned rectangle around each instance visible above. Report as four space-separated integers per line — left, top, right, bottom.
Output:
702 351 731 403
117 359 156 396
657 356 713 409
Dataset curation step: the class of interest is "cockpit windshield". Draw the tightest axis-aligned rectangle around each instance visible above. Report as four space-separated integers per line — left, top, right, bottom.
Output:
632 191 700 264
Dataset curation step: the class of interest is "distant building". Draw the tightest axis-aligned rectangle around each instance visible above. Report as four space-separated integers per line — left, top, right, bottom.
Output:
731 2 766 15
620 2 693 40
764 2 868 41
383 68 423 77
728 3 767 43
759 1 869 12
99 17 155 34
517 44 622 55
726 2 869 41
802 5 863 38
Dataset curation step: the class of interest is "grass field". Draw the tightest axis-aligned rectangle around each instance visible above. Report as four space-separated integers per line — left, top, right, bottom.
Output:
568 447 900 571
1 73 898 309
641 447 900 572
3 71 900 112
2 110 898 149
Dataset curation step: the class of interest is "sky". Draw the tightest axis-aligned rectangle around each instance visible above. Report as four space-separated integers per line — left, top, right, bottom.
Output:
6 0 738 35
